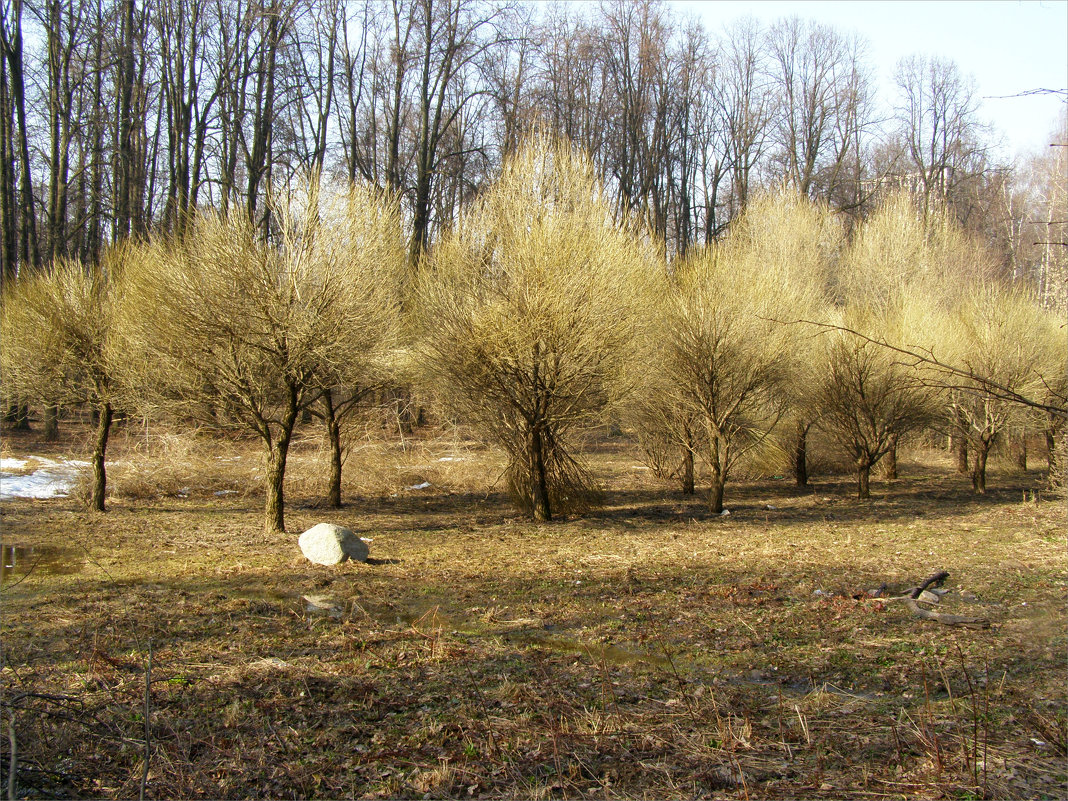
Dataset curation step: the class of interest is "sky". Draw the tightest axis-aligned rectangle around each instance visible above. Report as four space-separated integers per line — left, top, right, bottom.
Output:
672 0 1068 162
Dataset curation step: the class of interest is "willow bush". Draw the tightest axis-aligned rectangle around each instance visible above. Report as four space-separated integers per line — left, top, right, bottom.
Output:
414 134 656 521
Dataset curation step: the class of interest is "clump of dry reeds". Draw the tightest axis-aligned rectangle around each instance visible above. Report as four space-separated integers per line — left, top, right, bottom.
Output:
74 425 261 502
81 418 508 505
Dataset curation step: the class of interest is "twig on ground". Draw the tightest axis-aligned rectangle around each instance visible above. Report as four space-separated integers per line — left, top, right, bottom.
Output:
140 640 152 801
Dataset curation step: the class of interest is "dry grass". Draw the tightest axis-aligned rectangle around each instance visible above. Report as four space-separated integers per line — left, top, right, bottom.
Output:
1 420 1065 799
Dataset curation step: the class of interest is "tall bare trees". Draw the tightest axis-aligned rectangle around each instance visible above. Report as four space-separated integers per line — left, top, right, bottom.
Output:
892 54 988 219
1 0 38 278
766 18 871 207
3 0 1044 285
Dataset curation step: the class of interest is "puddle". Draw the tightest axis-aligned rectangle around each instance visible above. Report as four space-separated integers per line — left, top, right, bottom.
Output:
302 594 347 617
1 544 84 583
502 629 673 669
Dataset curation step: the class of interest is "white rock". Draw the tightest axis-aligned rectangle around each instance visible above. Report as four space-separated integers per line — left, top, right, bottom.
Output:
298 523 368 565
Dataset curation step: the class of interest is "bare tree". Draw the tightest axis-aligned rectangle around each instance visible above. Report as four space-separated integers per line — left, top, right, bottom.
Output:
120 178 403 534
157 0 220 234
0 2 18 280
531 5 610 179
111 0 154 239
816 323 936 498
1 249 128 509
0 0 39 276
766 17 873 206
288 0 341 175
407 0 504 261
415 135 653 520
892 54 988 218
945 282 1062 493
712 17 774 224
645 190 833 513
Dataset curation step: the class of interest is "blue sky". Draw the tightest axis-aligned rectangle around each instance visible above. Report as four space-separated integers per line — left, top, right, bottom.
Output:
672 0 1068 160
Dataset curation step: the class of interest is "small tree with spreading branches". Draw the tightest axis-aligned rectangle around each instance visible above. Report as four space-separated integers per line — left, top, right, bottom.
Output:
639 190 836 513
944 282 1063 493
0 248 128 510
120 180 402 534
816 309 938 498
414 135 655 521
310 183 406 507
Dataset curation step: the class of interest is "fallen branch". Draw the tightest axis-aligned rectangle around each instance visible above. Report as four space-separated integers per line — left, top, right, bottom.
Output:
780 318 1067 418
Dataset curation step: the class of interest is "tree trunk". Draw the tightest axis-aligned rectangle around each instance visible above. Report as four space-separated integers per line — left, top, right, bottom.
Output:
883 432 899 479
43 404 58 440
4 403 29 429
971 443 988 494
708 432 726 514
792 419 809 486
0 29 16 282
323 390 343 508
708 471 725 515
1011 433 1027 472
263 395 298 535
3 0 40 269
953 433 968 474
90 402 113 512
856 461 870 499
530 425 551 522
680 447 695 495
1048 426 1058 471
264 434 292 535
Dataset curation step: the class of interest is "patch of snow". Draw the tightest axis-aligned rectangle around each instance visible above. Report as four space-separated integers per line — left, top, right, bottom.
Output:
629 465 649 470
408 481 432 490
0 458 29 470
719 509 731 516
214 490 237 496
763 504 778 510
0 459 87 500
436 456 463 462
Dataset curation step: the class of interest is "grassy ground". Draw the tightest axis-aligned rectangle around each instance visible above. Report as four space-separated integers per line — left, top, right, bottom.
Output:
1 421 1065 799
